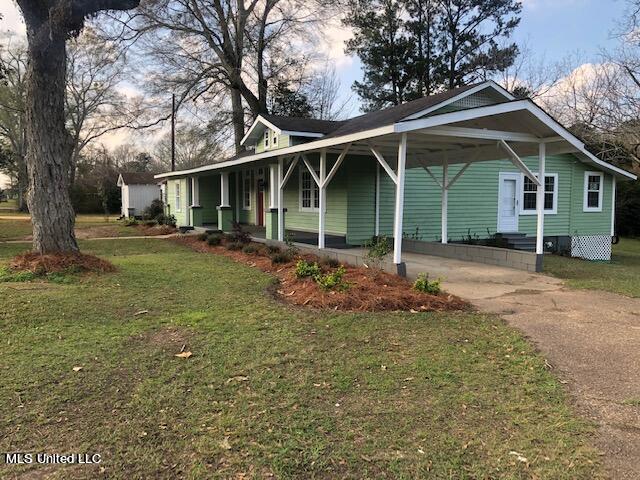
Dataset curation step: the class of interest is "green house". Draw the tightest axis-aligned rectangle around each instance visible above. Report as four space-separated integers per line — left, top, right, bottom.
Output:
156 81 636 273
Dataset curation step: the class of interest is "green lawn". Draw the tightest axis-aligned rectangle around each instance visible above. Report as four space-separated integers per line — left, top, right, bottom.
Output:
0 239 601 479
0 215 140 241
544 237 640 297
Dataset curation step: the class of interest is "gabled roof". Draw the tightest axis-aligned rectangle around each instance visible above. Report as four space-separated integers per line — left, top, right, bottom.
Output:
262 115 345 135
117 172 156 185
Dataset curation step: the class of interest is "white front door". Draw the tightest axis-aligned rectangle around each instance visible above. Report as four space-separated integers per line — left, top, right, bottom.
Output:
498 173 519 232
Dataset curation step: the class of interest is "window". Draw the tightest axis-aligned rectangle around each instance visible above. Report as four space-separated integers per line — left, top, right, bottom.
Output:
264 130 270 149
175 182 181 212
583 171 603 212
520 173 558 215
243 170 252 210
299 168 319 211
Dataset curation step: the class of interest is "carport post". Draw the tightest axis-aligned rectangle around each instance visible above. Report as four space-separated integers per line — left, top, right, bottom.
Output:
318 149 327 249
441 159 448 244
536 143 546 257
393 133 407 274
220 172 230 207
277 157 284 242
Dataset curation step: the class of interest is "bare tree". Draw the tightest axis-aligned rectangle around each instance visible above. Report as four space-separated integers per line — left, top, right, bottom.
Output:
14 0 139 254
154 123 225 171
305 62 350 120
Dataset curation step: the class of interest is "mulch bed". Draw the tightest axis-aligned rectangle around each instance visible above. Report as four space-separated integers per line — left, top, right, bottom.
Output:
136 224 178 236
9 251 116 275
173 235 470 313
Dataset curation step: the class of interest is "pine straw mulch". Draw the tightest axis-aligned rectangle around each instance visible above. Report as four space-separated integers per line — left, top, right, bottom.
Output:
9 251 116 275
135 224 178 236
173 236 470 313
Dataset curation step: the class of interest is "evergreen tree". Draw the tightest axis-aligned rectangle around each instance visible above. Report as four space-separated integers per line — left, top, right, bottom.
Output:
344 0 413 111
405 0 443 98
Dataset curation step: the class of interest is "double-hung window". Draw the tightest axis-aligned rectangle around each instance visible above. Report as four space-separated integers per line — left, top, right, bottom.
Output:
299 168 319 212
264 130 270 149
583 171 604 212
243 170 252 210
175 182 181 212
520 173 558 215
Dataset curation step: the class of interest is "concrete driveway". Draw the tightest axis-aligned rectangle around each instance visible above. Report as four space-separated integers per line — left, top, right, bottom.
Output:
404 253 640 480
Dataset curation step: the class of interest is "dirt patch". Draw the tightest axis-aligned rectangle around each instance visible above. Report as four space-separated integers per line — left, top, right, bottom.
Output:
129 325 194 354
75 225 123 239
136 224 178 236
9 251 116 275
174 236 469 313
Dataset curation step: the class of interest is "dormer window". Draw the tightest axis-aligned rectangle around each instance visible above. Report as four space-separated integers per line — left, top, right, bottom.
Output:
264 130 270 149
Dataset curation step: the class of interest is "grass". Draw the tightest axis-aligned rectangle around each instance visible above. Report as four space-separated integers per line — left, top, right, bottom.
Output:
0 214 141 241
544 237 640 297
0 238 602 479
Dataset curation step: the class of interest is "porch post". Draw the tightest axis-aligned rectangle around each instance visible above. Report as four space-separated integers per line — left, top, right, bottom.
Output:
393 133 407 275
220 172 230 207
190 176 203 227
318 149 327 249
375 163 380 236
277 157 285 241
266 164 279 240
441 160 448 244
536 143 546 259
611 177 617 236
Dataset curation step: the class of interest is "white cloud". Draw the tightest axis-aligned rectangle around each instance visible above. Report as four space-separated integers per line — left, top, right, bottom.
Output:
0 3 25 36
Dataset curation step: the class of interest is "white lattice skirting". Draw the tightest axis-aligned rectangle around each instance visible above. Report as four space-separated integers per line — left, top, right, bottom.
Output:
571 235 612 261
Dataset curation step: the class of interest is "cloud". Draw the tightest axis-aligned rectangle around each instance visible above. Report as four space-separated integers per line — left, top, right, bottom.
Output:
0 3 25 36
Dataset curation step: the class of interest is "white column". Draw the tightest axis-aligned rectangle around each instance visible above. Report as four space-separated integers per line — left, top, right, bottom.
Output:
191 177 200 206
220 172 230 207
318 150 327 249
375 163 380 236
441 160 448 244
611 177 617 236
277 157 284 241
269 164 278 209
393 133 407 265
536 143 546 255
234 172 240 220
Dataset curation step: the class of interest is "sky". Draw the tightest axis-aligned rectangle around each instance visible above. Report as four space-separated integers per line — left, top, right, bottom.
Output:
0 0 632 167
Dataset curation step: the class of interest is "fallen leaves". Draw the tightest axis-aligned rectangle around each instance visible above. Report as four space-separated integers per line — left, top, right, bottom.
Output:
175 351 193 359
134 310 149 316
72 366 83 372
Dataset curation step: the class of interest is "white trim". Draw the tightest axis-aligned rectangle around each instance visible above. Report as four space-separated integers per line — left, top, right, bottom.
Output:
536 143 546 255
318 150 327 249
498 139 541 186
370 144 398 185
324 143 351 186
220 172 230 208
191 177 200 207
240 115 283 146
375 163 380 236
583 171 604 212
281 130 324 138
242 170 252 210
299 167 319 212
277 157 284 241
175 180 182 213
301 154 321 186
418 126 561 144
519 172 558 215
402 81 515 120
269 164 278 209
282 156 300 187
441 160 448 244
497 172 520 233
263 129 271 150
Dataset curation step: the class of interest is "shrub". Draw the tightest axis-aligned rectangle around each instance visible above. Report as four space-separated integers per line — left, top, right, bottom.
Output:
124 217 138 226
242 244 258 254
207 235 222 246
315 265 349 291
144 220 157 227
197 232 209 241
364 235 392 270
266 245 281 255
143 199 165 220
319 256 340 268
295 260 321 278
156 213 177 227
270 252 292 264
226 241 244 251
413 273 441 295
230 221 251 244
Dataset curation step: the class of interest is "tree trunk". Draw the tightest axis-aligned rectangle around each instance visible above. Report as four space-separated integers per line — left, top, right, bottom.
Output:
24 19 78 253
230 86 245 155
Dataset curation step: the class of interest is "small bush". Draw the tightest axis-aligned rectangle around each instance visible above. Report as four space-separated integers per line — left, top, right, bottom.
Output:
413 273 441 295
226 241 244 251
319 256 340 268
157 213 177 228
197 232 209 241
270 252 292 264
207 235 222 246
143 199 165 220
295 260 321 278
124 217 138 226
230 221 251 244
242 244 258 254
364 235 392 269
266 245 281 255
315 265 349 291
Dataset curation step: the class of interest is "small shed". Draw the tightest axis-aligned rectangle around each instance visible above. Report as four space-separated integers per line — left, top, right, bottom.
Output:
117 172 160 218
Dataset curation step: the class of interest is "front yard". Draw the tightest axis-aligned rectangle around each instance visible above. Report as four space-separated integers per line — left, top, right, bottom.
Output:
0 238 601 479
545 237 640 297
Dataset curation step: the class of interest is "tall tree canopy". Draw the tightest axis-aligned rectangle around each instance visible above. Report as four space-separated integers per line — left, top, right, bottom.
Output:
15 0 140 253
345 0 522 111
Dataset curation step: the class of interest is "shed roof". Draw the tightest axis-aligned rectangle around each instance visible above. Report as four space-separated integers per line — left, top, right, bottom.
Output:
118 172 157 185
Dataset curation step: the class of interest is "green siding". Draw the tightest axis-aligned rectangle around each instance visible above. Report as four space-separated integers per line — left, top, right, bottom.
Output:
255 130 290 153
282 153 348 236
198 175 219 224
374 154 614 243
346 156 377 244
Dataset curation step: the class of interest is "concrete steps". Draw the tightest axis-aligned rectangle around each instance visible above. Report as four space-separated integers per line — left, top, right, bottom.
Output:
495 233 536 252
